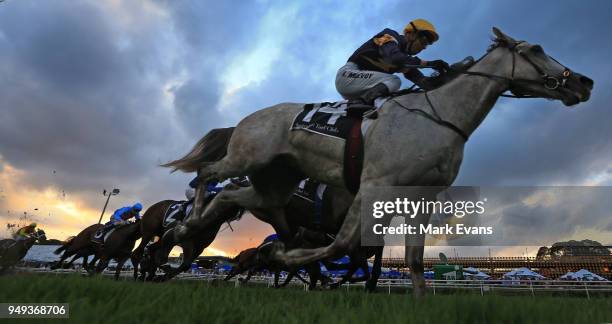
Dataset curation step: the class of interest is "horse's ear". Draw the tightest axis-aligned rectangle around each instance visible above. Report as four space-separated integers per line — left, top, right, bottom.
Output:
492 27 517 44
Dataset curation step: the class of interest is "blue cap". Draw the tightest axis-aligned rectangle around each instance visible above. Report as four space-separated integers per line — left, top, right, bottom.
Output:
132 203 143 211
189 177 199 189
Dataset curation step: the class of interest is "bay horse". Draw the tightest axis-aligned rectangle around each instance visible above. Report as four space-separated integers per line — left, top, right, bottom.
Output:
51 224 102 272
163 28 592 297
159 172 383 290
223 247 312 288
0 229 47 273
92 220 142 280
130 199 175 280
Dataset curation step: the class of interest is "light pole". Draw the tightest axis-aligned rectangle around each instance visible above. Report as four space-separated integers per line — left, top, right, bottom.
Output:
98 188 120 224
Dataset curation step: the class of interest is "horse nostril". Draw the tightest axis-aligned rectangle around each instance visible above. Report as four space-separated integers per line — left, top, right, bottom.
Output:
579 76 594 90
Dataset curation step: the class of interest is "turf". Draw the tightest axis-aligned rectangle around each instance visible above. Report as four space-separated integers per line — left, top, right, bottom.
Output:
0 274 610 324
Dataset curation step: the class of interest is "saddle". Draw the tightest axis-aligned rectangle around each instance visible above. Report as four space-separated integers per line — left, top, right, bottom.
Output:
93 226 117 244
291 102 378 194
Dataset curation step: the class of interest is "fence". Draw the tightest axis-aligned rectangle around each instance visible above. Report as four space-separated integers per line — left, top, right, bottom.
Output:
19 267 612 298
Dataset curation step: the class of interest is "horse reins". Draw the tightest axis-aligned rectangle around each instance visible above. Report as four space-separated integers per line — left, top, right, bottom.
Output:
391 40 573 142
462 40 574 97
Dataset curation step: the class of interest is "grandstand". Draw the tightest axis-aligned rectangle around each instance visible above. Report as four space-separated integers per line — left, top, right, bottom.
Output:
381 255 612 279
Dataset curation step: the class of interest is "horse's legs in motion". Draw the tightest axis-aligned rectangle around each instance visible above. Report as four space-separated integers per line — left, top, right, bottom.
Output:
131 234 153 280
114 257 128 281
273 191 366 267
406 245 425 297
365 247 383 292
273 271 280 288
81 255 89 273
242 269 255 284
87 255 99 274
50 251 74 270
94 257 109 275
176 161 302 242
63 254 81 269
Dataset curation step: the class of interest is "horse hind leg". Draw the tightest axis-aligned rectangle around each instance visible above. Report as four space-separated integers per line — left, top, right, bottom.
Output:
406 245 426 298
178 162 301 241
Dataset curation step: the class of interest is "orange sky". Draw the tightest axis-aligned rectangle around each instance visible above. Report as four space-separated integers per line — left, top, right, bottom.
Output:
0 159 276 257
2 158 607 259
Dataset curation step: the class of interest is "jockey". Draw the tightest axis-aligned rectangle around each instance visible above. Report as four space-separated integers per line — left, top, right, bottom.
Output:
13 222 37 241
187 177 224 202
104 203 142 229
336 18 450 116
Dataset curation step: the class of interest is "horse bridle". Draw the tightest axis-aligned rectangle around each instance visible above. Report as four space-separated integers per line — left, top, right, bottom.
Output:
391 39 574 142
462 40 573 96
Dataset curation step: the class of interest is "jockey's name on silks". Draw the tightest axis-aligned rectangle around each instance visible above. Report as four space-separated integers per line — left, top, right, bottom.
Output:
341 71 374 79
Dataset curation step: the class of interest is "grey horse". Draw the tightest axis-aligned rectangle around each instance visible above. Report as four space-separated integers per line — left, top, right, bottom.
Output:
164 28 593 296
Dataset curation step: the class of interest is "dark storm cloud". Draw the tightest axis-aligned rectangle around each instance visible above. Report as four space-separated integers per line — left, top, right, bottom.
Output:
162 1 267 136
0 0 189 208
0 0 610 244
491 187 612 244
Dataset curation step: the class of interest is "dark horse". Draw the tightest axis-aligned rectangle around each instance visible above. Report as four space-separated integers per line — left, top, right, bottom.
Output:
0 229 47 273
130 199 175 280
92 220 142 280
223 246 312 288
51 224 103 272
141 200 243 282
162 127 384 290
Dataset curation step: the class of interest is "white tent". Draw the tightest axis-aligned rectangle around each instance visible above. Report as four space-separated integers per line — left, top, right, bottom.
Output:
560 269 607 281
503 267 545 280
463 267 491 280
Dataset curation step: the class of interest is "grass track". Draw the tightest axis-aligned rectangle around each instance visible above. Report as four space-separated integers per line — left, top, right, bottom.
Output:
0 274 610 323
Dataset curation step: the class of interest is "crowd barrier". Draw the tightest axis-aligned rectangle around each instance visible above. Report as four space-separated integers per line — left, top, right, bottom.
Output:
18 267 611 298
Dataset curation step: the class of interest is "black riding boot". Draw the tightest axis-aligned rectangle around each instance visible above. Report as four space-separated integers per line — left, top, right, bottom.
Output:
347 83 390 118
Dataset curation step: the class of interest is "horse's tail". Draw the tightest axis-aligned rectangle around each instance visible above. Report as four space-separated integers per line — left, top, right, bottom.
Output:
54 236 75 255
161 127 235 173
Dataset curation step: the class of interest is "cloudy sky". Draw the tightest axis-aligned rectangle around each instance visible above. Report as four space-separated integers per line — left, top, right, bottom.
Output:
1 0 610 257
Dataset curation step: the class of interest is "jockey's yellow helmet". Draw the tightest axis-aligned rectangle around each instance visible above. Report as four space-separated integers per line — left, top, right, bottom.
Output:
404 19 439 43
29 222 37 227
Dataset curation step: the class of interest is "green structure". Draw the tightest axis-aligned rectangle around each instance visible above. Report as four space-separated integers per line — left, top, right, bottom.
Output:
433 264 464 280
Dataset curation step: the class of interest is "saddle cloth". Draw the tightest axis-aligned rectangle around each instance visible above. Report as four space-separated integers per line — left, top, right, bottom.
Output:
289 100 387 194
289 99 385 139
162 201 193 228
93 227 116 244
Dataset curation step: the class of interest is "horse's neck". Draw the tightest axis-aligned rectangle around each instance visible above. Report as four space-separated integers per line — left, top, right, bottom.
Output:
428 49 511 137
126 223 141 240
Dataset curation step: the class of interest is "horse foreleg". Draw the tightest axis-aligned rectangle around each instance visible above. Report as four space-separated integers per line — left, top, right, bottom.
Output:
250 208 294 244
63 254 81 269
406 245 426 298
50 253 70 270
274 193 364 267
94 257 109 275
365 247 383 292
273 270 280 288
87 255 99 274
81 255 89 273
114 257 128 281
131 234 153 280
